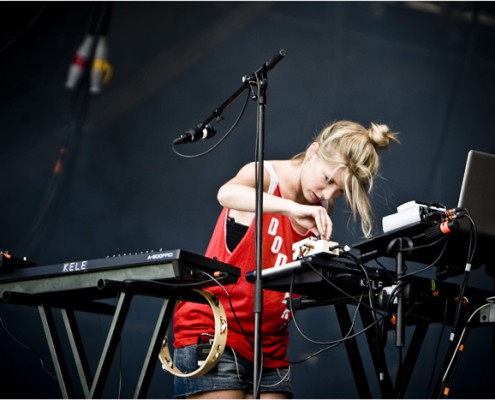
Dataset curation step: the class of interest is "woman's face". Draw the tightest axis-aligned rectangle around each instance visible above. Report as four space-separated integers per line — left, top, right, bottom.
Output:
301 144 345 206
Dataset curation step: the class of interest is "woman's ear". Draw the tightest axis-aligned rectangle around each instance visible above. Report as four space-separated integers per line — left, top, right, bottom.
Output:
307 142 319 160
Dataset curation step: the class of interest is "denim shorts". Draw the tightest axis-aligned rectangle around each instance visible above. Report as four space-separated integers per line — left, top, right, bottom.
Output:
172 345 293 398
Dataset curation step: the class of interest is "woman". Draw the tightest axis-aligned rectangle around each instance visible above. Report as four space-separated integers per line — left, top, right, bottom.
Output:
172 120 398 398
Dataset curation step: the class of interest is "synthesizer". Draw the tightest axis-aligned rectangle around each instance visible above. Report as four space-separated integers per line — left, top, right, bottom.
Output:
246 253 391 302
0 249 240 300
246 252 493 326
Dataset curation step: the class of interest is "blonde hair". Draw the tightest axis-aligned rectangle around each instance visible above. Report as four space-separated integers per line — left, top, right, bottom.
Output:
295 120 399 237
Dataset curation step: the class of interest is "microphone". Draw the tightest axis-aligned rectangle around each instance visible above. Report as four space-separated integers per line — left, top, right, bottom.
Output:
173 123 216 145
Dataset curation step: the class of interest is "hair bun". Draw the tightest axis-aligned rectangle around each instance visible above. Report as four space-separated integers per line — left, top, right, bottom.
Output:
368 122 399 149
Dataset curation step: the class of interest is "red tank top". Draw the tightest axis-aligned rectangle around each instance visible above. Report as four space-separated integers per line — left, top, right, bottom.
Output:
173 179 311 368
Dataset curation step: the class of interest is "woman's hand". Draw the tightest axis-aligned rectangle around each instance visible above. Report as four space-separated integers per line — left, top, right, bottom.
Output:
289 203 333 240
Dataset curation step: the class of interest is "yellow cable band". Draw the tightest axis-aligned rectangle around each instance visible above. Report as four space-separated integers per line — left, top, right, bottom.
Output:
92 58 113 83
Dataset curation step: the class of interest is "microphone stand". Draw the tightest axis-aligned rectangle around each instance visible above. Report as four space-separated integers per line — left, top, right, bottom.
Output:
249 65 268 400
386 237 408 348
177 50 286 399
241 50 286 399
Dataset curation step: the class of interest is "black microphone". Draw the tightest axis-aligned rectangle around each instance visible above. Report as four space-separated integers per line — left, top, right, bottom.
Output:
173 123 216 145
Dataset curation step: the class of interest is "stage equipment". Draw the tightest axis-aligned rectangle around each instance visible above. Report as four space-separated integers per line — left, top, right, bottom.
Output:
158 288 227 378
0 249 240 399
65 2 113 93
172 49 286 398
247 217 494 398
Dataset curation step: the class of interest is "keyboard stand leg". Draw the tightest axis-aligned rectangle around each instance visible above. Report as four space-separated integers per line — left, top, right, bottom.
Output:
38 303 75 398
334 303 372 398
61 307 93 398
359 306 394 398
134 298 177 399
89 291 133 398
394 321 429 398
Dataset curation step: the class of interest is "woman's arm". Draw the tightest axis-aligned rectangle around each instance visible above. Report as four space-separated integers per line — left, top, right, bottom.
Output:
217 162 333 239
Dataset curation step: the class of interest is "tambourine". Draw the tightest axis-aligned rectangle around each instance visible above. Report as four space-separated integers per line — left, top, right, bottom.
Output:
159 289 227 377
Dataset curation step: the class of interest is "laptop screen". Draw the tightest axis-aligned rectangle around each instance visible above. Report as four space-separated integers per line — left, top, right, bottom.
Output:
351 149 495 272
458 150 495 239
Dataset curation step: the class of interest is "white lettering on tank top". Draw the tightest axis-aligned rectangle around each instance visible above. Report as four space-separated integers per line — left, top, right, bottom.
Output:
267 208 293 320
267 216 288 266
267 217 279 235
271 236 282 253
273 252 288 267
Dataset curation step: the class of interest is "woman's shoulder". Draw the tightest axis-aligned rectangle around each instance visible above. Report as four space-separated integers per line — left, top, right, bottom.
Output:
238 159 290 178
267 159 295 171
235 159 295 193
269 159 301 178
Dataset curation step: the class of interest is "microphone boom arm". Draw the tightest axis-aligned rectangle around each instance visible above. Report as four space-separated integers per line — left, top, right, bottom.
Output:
173 49 286 146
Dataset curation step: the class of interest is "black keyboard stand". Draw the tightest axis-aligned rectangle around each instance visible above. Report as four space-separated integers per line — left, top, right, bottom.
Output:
1 282 204 398
298 298 430 398
281 254 492 398
0 249 240 398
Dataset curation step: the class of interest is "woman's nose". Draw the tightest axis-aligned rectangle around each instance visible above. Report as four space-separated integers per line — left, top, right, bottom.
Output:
322 186 340 201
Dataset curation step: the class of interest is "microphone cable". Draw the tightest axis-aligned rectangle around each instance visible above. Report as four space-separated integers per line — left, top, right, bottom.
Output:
172 86 251 159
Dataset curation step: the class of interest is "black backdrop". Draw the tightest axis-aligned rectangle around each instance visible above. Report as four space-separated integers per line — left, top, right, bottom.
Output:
1 1 495 398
